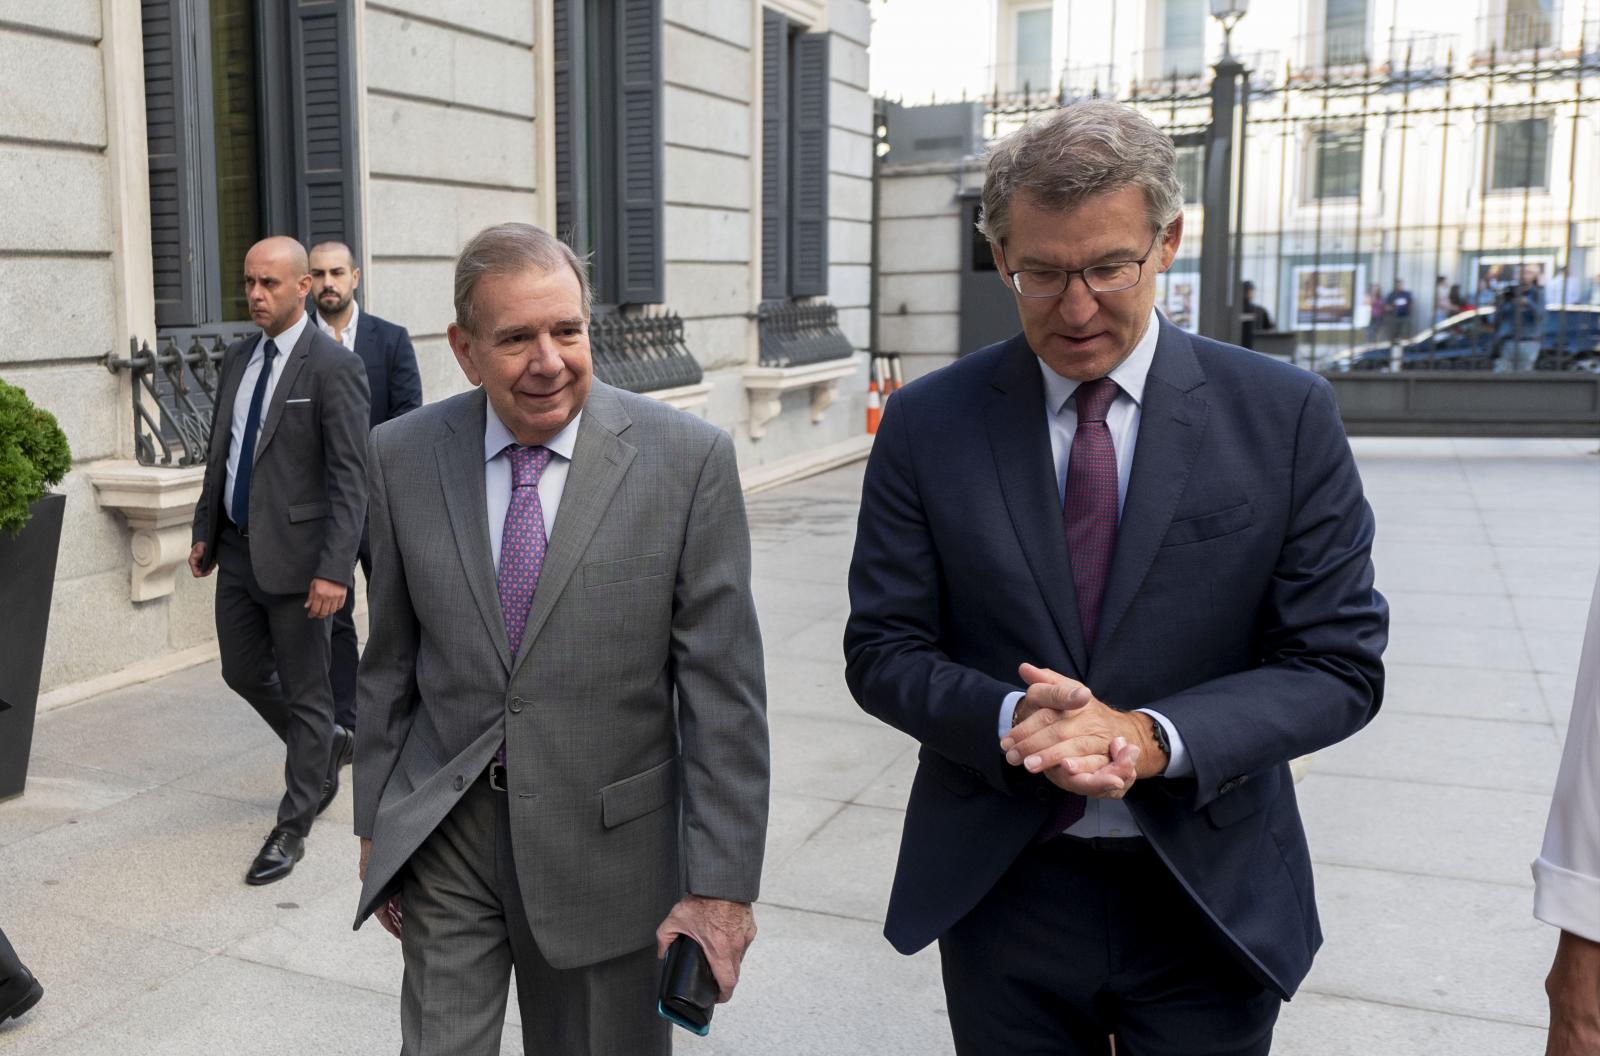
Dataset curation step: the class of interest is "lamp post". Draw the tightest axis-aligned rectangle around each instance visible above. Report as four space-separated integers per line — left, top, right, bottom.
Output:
1198 0 1250 346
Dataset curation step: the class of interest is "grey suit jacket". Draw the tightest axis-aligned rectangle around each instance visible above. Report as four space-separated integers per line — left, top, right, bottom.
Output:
352 383 769 969
192 321 370 593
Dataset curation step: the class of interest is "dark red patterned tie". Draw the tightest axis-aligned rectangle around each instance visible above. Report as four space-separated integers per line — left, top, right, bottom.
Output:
1042 376 1121 835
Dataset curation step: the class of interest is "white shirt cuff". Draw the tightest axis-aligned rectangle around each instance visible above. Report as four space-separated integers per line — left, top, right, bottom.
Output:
1000 691 1024 739
1136 708 1191 777
1534 856 1600 944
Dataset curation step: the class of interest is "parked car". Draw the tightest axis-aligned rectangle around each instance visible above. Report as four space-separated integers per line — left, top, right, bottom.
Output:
1324 304 1600 373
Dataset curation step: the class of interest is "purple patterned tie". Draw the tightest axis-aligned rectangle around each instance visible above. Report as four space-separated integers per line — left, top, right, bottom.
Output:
495 444 554 769
1043 376 1121 835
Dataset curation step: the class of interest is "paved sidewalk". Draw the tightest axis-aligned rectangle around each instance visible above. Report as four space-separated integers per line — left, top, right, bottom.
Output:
0 438 1595 1054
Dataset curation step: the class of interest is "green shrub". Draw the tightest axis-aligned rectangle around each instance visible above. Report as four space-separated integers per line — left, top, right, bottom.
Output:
0 379 72 535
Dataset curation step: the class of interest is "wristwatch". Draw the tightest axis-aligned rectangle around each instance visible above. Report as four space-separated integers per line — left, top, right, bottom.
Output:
1145 713 1171 773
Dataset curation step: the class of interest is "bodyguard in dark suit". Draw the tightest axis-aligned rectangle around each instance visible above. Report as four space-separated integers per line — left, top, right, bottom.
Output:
844 101 1388 1054
189 237 370 885
309 240 423 736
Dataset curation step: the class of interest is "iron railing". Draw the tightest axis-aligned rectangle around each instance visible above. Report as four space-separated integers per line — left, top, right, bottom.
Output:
103 326 252 466
954 29 1600 375
588 310 704 393
757 301 856 368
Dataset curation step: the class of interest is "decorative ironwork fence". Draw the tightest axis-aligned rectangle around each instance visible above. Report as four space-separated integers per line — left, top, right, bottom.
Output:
103 326 251 466
963 20 1600 374
757 301 856 367
588 310 704 393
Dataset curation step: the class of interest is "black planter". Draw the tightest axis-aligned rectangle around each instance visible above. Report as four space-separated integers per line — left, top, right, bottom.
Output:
0 492 66 801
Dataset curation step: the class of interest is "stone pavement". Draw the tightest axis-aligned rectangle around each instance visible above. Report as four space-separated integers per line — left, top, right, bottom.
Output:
0 438 1595 1055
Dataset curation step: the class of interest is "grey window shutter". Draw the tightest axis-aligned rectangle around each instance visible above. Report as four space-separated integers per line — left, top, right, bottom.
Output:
289 0 361 264
761 10 789 301
552 0 586 252
613 0 664 305
143 0 205 327
789 31 830 298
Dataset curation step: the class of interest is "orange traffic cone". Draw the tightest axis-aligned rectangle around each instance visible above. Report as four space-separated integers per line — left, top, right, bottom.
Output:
866 378 882 434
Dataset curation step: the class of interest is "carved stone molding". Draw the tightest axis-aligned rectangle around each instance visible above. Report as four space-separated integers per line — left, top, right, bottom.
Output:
741 359 861 440
86 461 206 603
644 381 713 416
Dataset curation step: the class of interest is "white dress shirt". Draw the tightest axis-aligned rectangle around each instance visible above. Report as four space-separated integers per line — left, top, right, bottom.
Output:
484 402 582 568
316 299 360 352
225 311 309 519
1533 571 1600 942
998 307 1192 839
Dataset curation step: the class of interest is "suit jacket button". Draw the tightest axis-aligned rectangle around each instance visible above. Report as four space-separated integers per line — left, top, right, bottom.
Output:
453 775 465 791
509 697 524 714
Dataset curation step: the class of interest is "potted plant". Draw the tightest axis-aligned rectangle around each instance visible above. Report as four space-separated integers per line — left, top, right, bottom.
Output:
0 379 71 800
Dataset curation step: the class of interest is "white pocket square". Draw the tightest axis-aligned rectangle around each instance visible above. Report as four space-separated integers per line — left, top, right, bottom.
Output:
285 398 311 405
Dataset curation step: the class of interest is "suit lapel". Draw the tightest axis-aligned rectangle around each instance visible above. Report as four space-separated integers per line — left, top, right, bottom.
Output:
254 322 313 458
511 385 637 676
436 388 514 672
1093 320 1209 665
208 338 254 464
355 313 381 372
983 337 1088 675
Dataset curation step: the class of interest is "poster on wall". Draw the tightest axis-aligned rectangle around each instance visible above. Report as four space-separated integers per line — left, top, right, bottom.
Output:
1292 264 1366 330
1159 269 1199 332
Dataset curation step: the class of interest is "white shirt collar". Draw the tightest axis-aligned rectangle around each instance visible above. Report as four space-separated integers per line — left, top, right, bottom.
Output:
483 400 583 464
1038 307 1162 415
316 300 359 343
259 310 310 362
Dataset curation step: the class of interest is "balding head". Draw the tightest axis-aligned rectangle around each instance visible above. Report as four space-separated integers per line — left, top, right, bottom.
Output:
243 236 313 337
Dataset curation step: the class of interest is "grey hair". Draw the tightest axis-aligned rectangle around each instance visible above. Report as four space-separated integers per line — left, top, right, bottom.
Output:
454 222 592 333
978 100 1184 246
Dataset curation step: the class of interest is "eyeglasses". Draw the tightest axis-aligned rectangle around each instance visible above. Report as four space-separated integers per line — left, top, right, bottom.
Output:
1000 229 1164 298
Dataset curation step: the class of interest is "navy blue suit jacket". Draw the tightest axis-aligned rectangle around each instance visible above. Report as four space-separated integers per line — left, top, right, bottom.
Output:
843 318 1387 999
352 310 422 430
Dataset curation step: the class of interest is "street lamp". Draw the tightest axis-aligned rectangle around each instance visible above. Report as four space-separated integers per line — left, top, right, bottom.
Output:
1208 0 1249 62
1197 0 1250 345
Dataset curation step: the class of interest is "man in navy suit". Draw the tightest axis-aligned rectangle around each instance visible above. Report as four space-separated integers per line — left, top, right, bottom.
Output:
309 240 423 743
844 101 1387 1054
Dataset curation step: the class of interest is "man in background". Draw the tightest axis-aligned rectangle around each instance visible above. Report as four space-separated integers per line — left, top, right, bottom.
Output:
1386 276 1415 340
308 240 422 748
1495 265 1547 373
189 237 368 885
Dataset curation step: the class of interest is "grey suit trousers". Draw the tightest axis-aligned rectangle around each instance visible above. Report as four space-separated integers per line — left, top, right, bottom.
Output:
400 773 671 1056
214 524 335 838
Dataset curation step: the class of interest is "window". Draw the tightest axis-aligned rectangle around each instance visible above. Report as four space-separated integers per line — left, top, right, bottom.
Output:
1176 144 1204 205
142 0 361 330
1162 0 1206 79
553 0 664 307
1490 117 1550 190
1310 128 1363 200
1503 0 1555 51
1014 7 1053 92
761 8 831 301
1323 0 1368 65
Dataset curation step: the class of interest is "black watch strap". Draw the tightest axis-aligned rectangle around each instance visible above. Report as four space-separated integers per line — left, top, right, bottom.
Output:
1145 713 1171 772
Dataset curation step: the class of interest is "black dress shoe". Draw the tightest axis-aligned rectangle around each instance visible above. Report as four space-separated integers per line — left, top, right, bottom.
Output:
340 726 355 768
0 968 43 1025
245 828 305 886
318 725 352 815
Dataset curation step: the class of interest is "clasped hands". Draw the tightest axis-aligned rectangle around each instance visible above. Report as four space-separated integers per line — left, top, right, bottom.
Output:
999 663 1168 798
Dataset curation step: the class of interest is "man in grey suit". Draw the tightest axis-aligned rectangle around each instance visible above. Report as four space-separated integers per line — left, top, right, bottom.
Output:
352 222 769 1055
188 236 370 886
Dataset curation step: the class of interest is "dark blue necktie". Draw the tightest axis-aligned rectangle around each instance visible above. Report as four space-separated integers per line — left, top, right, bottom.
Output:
230 339 279 534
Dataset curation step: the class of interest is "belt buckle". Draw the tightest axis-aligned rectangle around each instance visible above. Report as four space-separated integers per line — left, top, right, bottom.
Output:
488 761 508 792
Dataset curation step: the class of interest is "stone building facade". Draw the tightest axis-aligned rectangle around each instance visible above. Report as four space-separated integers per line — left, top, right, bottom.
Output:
0 0 873 697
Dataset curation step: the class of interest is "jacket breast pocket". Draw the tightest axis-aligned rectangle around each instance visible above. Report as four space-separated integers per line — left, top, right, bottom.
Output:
288 501 330 523
1162 501 1253 548
583 551 668 588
